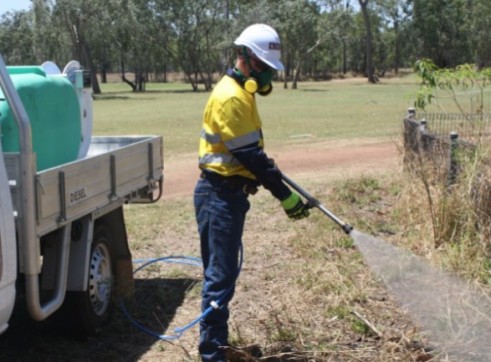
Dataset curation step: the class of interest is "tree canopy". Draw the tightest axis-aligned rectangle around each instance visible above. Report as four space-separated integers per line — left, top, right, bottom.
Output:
1 0 489 93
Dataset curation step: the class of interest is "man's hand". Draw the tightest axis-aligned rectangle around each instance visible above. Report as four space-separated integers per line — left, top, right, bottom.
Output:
281 192 310 220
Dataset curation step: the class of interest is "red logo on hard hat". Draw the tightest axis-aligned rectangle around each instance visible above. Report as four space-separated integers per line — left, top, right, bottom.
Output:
269 42 281 50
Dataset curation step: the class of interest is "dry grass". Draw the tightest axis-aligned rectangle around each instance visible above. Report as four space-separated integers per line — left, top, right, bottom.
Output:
0 152 441 362
393 140 491 282
0 163 437 362
112 163 436 361
4 76 490 361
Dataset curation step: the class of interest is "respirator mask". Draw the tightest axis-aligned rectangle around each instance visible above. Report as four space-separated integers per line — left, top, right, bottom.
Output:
243 47 274 96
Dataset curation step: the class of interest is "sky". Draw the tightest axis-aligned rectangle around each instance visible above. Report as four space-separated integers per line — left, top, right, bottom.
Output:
0 0 32 16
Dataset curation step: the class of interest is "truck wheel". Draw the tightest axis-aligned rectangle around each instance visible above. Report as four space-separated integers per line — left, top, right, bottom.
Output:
87 230 113 323
61 225 115 335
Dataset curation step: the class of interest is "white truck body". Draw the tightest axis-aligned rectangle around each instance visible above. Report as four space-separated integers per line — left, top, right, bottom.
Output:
0 141 16 335
0 55 163 335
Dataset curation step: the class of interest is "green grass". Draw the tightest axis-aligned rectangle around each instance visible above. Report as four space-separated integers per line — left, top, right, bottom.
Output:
93 83 207 156
92 76 419 155
258 78 417 146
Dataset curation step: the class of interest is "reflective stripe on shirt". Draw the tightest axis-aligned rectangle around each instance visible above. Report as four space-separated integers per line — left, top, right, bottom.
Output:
201 129 221 144
199 153 241 166
224 130 261 151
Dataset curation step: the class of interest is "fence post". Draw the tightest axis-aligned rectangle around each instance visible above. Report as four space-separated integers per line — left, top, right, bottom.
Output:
419 119 427 131
419 119 429 152
447 132 459 187
403 108 417 168
407 107 416 119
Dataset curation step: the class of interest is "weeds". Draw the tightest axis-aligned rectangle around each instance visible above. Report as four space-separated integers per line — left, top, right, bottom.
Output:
335 176 382 206
350 318 372 336
397 136 491 282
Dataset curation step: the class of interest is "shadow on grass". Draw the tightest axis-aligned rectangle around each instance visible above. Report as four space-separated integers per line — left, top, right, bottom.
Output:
94 89 206 101
144 89 207 94
93 94 133 101
298 88 330 92
0 277 200 362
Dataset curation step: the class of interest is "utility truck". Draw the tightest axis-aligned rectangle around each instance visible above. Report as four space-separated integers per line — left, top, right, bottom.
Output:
0 55 163 335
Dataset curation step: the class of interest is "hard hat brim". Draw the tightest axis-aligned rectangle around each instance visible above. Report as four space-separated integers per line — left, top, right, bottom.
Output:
234 42 285 71
263 59 284 72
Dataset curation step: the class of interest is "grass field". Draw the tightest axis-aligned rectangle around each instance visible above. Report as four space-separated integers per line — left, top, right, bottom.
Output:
93 76 419 155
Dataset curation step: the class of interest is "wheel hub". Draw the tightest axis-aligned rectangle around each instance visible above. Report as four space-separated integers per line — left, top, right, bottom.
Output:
88 243 112 316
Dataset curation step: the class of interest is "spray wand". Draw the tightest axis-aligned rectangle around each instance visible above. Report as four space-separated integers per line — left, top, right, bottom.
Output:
282 173 353 235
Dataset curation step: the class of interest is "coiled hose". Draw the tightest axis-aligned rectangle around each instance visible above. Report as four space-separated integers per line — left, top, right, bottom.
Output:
120 245 243 340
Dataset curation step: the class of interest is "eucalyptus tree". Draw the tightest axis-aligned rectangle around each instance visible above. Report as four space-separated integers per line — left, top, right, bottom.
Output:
51 0 104 93
317 0 357 75
31 0 71 65
358 0 377 82
317 0 411 77
164 0 231 91
81 0 120 84
467 0 491 68
373 0 412 74
412 0 470 67
118 0 164 91
147 0 179 83
273 0 320 89
0 10 36 65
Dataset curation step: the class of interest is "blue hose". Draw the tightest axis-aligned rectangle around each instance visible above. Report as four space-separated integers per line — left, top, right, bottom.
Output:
120 246 243 341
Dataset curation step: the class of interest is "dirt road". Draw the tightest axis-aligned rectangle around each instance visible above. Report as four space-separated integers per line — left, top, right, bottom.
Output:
162 139 399 199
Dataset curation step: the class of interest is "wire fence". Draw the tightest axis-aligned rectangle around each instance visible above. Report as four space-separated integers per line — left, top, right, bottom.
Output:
403 109 478 186
403 110 491 246
416 112 491 140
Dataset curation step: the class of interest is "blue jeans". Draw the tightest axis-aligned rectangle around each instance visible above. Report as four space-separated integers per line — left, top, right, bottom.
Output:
194 177 250 362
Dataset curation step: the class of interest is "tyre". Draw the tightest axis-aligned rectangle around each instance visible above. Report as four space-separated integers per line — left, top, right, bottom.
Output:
57 225 115 336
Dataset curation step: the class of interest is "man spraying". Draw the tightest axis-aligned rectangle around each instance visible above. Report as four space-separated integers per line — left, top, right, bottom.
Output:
194 23 310 362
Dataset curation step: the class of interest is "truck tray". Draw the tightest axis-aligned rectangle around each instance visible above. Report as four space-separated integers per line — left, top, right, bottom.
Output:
5 135 163 236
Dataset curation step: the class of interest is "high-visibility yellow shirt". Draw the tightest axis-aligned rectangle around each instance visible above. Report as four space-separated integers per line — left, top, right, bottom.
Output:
199 75 264 179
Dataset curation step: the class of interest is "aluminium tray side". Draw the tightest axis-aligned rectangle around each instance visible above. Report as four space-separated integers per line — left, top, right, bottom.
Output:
6 135 163 237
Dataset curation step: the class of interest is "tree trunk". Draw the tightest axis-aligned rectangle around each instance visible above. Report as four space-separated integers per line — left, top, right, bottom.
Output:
292 39 322 89
79 37 101 94
342 40 347 74
70 22 101 94
186 72 198 92
120 54 136 92
121 75 136 91
292 59 301 89
101 63 107 84
359 0 377 83
394 19 400 75
135 68 145 92
100 45 107 83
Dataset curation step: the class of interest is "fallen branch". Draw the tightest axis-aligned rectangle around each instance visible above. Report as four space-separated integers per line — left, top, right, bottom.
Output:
351 310 383 338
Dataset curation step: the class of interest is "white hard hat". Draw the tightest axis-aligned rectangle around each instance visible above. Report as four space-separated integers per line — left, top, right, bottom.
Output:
234 24 284 71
